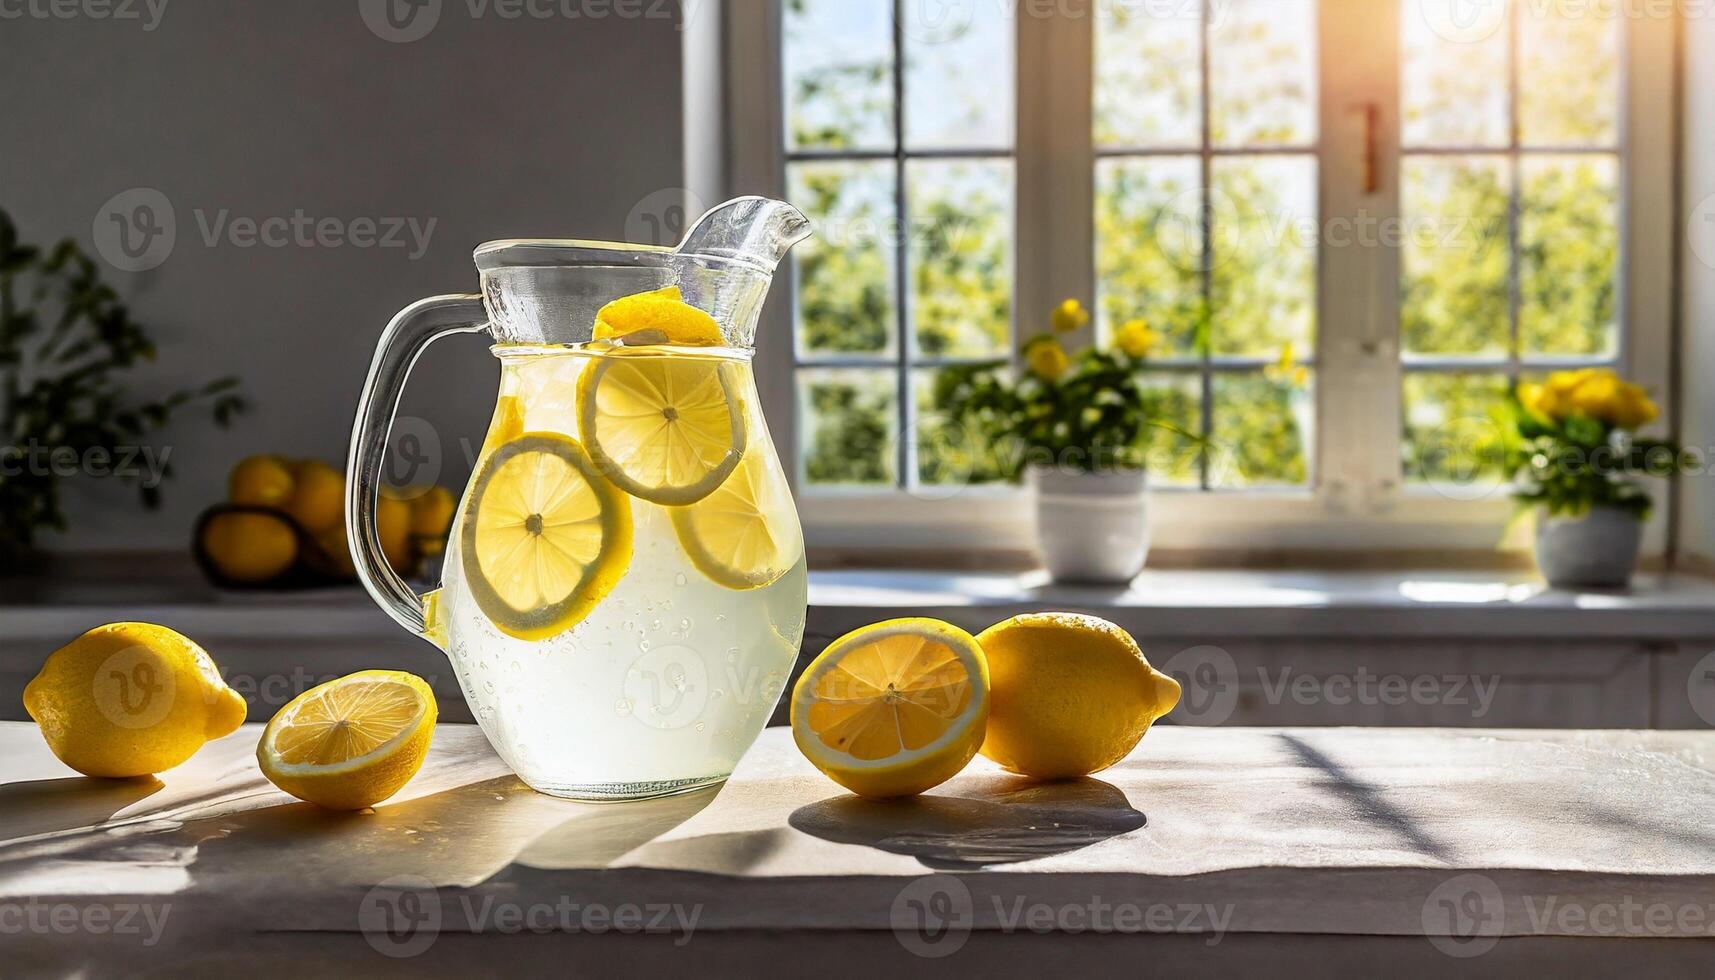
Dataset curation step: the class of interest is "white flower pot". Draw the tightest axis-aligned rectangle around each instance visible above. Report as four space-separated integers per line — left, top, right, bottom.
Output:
1032 467 1149 585
1534 504 1642 589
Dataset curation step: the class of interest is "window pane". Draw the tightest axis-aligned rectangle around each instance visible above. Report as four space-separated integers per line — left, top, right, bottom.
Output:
1401 156 1511 357
1402 373 1511 488
914 368 1011 489
1094 0 1201 148
789 160 897 358
1210 372 1312 488
1138 372 1202 487
1095 156 1204 359
1401 0 1510 148
783 0 894 151
799 369 897 487
1211 155 1317 357
909 159 1013 358
1209 0 1317 148
902 0 1013 150
1519 2 1619 147
1520 155 1618 358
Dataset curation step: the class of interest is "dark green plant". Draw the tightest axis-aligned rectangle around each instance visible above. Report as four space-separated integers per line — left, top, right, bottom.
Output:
0 208 245 559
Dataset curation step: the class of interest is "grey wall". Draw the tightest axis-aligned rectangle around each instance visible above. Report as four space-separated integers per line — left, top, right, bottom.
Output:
1685 12 1715 567
0 0 686 551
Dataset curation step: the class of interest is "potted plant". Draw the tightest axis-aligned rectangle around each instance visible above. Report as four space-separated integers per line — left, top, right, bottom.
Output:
933 299 1186 583
1510 368 1675 589
0 208 244 566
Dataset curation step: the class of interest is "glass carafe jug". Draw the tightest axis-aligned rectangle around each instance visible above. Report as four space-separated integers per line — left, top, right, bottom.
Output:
346 198 812 801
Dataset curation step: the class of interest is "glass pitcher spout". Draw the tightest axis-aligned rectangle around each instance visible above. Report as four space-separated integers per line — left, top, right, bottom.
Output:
470 196 812 350
676 196 811 273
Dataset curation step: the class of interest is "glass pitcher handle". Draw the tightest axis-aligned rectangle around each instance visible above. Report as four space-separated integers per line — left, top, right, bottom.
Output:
346 295 488 637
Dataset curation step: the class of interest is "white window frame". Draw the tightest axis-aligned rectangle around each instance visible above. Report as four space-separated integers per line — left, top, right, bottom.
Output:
719 0 1677 558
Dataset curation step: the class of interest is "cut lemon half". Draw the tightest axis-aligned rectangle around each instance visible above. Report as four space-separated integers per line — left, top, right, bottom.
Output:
577 356 746 505
790 618 990 799
592 286 725 347
459 432 633 641
671 448 802 590
257 670 437 810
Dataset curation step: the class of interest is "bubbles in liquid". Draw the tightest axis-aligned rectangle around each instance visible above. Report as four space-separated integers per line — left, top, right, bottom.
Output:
674 573 688 587
615 698 634 717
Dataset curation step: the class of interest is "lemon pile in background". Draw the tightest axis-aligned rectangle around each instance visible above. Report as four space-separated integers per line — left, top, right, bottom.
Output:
197 455 456 587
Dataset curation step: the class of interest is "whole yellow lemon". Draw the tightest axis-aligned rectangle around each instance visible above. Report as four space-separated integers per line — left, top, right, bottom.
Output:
23 623 248 777
377 491 414 574
408 485 457 538
285 461 345 533
313 524 357 578
228 455 295 507
976 613 1180 779
201 511 299 583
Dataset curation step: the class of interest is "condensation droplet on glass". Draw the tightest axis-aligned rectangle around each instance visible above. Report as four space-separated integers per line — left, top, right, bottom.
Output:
674 573 688 587
639 639 651 652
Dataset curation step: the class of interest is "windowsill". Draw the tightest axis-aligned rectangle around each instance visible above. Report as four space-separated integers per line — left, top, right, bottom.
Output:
2 554 1711 643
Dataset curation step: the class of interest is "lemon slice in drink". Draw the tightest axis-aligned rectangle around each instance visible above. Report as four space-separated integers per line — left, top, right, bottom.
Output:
671 448 802 590
577 355 746 505
790 618 990 799
592 286 725 347
459 432 633 641
257 670 436 810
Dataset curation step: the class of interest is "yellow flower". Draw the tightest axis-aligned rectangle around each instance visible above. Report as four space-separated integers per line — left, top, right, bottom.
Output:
1517 382 1562 420
1535 368 1659 429
1114 319 1161 359
1264 343 1309 389
1025 337 1070 381
1050 299 1090 335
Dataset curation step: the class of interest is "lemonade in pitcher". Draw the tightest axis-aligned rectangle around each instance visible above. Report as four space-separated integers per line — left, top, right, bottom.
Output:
347 199 812 800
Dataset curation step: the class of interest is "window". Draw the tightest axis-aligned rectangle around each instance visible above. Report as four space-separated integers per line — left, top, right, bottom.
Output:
1094 0 1319 489
731 0 1673 551
782 0 1016 492
1398 0 1623 487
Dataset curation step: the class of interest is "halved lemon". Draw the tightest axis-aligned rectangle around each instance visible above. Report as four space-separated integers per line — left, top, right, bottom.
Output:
592 286 725 347
790 618 990 799
577 356 746 505
257 670 437 810
671 448 802 590
459 432 633 641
